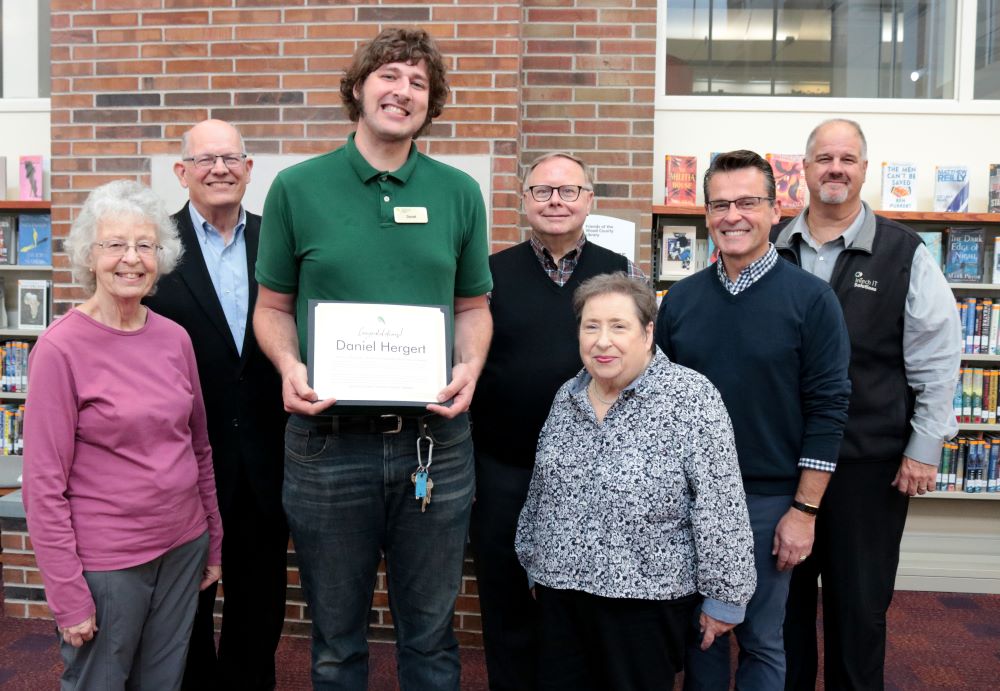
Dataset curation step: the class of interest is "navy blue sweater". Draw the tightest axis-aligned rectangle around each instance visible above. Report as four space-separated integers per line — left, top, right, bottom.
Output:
655 260 852 495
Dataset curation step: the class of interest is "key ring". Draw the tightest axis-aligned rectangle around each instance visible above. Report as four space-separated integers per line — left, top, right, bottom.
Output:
416 433 434 473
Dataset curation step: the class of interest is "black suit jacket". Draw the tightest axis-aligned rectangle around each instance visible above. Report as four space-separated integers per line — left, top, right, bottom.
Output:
144 203 286 519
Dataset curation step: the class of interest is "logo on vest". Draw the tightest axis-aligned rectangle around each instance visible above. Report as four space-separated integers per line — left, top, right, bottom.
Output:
853 271 879 292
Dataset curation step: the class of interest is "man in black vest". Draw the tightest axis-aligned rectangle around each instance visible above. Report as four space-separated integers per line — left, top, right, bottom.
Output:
470 152 643 690
144 119 288 690
772 119 961 691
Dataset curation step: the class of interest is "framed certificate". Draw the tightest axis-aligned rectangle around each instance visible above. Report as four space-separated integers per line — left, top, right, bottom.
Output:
307 301 452 408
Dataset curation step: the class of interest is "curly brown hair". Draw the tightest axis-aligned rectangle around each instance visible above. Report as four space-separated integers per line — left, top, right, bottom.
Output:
340 27 449 139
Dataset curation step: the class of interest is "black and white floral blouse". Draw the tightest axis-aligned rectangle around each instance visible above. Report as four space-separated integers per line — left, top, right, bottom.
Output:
515 347 756 623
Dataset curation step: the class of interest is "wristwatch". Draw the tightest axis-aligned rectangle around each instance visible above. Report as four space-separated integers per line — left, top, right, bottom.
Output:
791 500 819 516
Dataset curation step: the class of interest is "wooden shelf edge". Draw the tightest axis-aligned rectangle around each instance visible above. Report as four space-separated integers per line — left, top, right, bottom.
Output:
913 491 1000 501
0 201 50 211
0 265 52 272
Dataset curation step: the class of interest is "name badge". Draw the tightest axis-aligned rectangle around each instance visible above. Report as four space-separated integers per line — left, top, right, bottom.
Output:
394 207 428 224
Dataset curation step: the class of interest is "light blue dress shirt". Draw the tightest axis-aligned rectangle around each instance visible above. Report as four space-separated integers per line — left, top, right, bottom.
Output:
188 204 249 354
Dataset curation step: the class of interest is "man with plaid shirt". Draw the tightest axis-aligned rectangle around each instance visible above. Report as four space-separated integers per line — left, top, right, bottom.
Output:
655 149 852 691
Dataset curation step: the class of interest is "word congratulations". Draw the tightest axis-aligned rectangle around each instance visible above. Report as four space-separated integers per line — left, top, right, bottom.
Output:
336 339 427 356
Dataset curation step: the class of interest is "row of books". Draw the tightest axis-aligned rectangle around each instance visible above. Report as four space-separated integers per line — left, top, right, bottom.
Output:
936 435 999 493
0 213 52 266
1 404 24 456
664 154 807 209
663 155 1000 214
0 279 51 331
1 341 30 393
953 367 1000 424
917 227 998 284
0 156 45 202
957 297 1000 354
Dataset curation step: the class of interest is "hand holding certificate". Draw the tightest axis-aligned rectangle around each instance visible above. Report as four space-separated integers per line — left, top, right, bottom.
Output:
308 301 452 408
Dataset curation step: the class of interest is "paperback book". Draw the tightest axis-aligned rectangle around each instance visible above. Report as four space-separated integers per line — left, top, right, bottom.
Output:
658 227 696 279
17 280 48 331
17 214 51 266
0 216 15 265
944 227 985 283
917 231 943 268
881 162 917 211
663 155 697 206
766 153 805 208
989 164 1000 213
934 165 970 212
18 156 42 202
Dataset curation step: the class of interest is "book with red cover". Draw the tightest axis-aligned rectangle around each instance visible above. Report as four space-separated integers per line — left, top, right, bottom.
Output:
664 155 697 206
766 153 805 209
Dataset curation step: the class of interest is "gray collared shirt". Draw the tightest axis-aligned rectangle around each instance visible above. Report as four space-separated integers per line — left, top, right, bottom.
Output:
780 202 961 465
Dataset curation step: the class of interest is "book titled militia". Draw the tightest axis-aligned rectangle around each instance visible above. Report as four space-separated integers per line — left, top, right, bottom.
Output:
663 155 697 205
765 153 805 209
934 165 970 212
17 214 51 266
881 162 917 211
944 227 985 283
989 164 1000 213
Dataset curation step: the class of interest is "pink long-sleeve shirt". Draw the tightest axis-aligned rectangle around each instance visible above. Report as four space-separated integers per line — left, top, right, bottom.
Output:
22 308 223 628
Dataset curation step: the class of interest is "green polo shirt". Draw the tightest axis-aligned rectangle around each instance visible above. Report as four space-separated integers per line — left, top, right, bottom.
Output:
256 133 493 363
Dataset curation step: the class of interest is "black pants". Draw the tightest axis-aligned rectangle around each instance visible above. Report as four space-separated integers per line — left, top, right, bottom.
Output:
469 451 539 691
183 474 289 691
535 584 697 691
784 460 909 691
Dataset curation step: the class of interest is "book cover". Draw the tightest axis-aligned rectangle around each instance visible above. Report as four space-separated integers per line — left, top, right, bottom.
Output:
0 156 6 201
16 280 48 331
18 156 42 201
663 155 697 206
766 153 805 208
0 216 15 265
918 231 943 268
881 162 917 210
944 227 985 283
658 227 696 279
934 165 970 212
990 164 1000 213
16 214 51 266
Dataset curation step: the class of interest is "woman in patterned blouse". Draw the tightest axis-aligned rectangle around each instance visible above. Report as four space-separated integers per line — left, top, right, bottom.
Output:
515 273 756 690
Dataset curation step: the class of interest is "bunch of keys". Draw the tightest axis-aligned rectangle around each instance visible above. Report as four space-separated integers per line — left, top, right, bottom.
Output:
411 435 434 513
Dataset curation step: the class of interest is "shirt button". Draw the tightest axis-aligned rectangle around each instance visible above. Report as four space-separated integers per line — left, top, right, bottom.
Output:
380 176 387 182
818 256 825 261
383 195 390 202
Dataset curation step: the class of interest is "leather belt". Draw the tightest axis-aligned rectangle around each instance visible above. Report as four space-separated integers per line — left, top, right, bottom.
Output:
327 414 420 435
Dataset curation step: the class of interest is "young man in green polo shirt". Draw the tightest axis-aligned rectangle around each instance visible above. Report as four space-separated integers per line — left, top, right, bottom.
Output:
254 28 492 690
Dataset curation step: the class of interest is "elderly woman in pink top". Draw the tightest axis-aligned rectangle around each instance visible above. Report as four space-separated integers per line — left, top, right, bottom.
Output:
22 180 222 690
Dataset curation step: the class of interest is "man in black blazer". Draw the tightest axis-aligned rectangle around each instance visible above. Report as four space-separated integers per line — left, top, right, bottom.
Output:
144 119 288 690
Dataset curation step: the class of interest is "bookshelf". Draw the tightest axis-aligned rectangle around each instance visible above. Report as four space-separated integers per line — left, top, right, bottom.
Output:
0 201 51 468
652 205 1000 593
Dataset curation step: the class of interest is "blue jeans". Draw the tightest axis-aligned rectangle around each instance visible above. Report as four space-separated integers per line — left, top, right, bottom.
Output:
684 494 793 691
283 413 475 691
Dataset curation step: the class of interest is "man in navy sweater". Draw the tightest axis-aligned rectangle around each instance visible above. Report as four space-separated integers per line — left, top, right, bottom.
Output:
470 152 643 690
656 150 851 691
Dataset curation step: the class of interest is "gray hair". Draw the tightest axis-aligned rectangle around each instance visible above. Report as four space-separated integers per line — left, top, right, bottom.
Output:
65 180 183 296
180 122 247 158
572 272 656 352
805 118 868 161
523 152 595 189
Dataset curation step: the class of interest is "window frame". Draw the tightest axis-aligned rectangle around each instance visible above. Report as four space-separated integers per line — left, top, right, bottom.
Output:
655 0 1000 114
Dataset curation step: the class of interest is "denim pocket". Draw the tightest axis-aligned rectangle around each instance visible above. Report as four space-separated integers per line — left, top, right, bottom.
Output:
285 421 334 462
423 413 472 449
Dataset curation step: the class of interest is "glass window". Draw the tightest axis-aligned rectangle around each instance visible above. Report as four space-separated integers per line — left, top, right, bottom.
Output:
665 0 957 99
976 0 1000 99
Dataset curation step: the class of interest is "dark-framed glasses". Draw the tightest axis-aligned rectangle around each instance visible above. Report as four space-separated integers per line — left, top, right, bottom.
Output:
182 153 248 170
706 196 774 216
93 240 161 257
526 184 592 203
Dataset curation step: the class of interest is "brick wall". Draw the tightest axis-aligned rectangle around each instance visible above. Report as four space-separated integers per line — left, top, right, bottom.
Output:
36 0 658 645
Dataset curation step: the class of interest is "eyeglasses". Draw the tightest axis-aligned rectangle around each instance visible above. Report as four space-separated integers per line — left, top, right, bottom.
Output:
525 185 592 203
182 153 248 170
706 196 774 216
93 240 161 257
